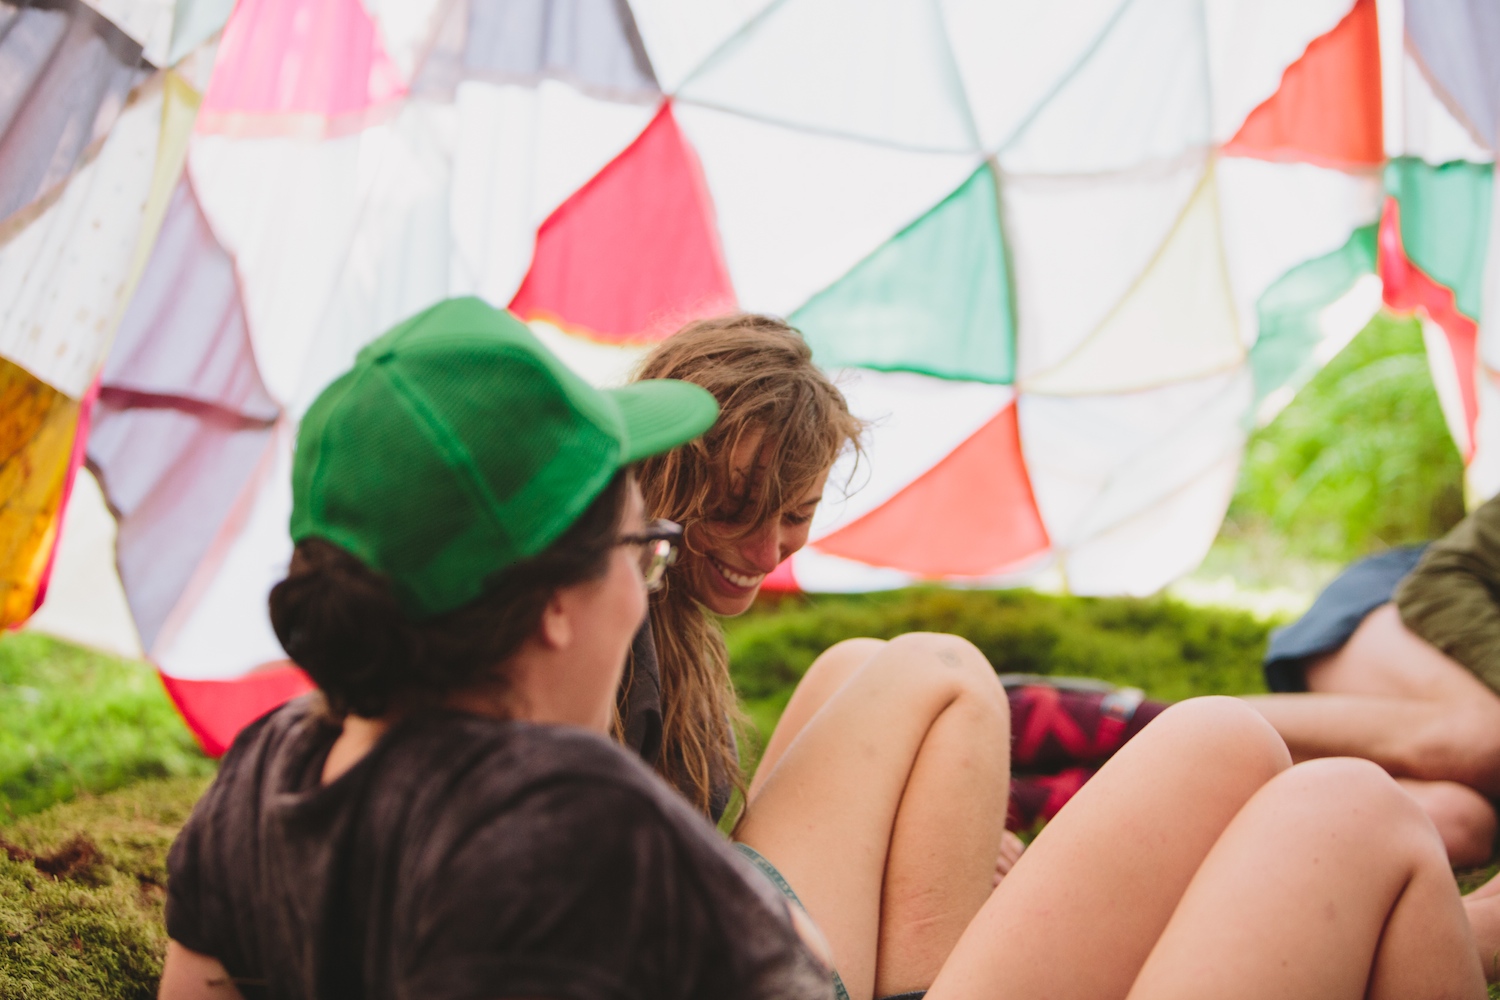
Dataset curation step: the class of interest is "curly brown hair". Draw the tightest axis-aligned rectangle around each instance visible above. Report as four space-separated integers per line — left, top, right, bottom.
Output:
631 315 863 815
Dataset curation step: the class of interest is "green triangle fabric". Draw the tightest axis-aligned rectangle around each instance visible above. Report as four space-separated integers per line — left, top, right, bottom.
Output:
1249 223 1377 406
791 165 1014 384
1385 158 1493 322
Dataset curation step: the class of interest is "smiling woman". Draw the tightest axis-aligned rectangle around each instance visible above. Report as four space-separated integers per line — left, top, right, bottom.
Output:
625 315 860 820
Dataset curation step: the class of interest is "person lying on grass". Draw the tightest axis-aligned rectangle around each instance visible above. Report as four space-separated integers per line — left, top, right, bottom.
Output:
1247 496 1500 870
160 299 1491 999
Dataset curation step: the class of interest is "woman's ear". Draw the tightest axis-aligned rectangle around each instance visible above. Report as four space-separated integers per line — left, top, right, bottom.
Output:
537 589 574 650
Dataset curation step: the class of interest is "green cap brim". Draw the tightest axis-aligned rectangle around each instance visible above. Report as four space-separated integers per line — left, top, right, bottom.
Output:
608 380 719 463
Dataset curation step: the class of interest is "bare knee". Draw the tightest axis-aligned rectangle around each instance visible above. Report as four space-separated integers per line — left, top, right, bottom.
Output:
1274 758 1436 846
1151 697 1292 780
800 637 887 694
1398 779 1497 867
877 632 1008 724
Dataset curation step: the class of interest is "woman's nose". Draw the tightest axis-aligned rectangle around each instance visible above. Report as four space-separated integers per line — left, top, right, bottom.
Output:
739 522 784 572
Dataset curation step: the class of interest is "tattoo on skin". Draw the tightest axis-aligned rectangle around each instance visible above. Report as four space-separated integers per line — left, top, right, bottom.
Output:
938 650 962 668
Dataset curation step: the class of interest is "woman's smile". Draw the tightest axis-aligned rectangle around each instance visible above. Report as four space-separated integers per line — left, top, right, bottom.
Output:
706 552 766 591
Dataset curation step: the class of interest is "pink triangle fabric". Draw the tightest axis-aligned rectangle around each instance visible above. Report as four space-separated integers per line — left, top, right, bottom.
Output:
509 102 736 343
198 0 406 132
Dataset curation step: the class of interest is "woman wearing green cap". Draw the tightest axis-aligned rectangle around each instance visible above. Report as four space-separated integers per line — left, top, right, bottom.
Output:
160 299 1485 999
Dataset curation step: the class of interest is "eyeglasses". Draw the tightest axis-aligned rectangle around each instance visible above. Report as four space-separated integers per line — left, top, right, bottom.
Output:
618 519 682 592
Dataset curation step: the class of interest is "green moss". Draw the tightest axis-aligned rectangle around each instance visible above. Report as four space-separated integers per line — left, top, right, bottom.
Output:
0 775 210 999
0 633 215 820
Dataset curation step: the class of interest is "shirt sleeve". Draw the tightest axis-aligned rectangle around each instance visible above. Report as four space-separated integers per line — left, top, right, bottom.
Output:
401 780 737 1000
164 787 217 956
1396 494 1500 690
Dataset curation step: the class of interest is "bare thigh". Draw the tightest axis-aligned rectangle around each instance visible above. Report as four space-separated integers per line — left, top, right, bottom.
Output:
922 698 1290 1000
748 637 886 800
736 633 1009 999
1123 759 1484 1000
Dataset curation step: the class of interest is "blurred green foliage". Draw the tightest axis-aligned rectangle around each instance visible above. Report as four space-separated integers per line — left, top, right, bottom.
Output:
1225 311 1466 564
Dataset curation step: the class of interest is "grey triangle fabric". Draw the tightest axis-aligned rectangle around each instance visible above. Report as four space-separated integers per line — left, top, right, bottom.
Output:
89 177 280 653
0 0 147 227
464 0 657 94
1406 0 1500 150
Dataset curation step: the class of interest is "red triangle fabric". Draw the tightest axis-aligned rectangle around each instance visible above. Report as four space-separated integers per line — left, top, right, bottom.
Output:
1223 0 1383 168
815 403 1049 577
199 0 406 133
1378 197 1479 460
510 103 736 344
161 663 315 757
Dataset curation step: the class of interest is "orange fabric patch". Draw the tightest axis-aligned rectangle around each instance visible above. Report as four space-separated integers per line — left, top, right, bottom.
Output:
815 403 1049 578
0 359 80 627
1224 0 1383 169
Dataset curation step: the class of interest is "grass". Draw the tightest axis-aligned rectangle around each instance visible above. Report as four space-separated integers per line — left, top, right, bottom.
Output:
0 633 214 821
0 775 209 999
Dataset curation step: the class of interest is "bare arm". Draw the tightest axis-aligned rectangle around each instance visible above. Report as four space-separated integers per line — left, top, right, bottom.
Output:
158 941 244 1000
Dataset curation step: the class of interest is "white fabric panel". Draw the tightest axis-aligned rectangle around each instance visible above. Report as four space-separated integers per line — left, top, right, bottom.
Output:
788 546 915 593
1019 368 1249 549
1422 316 1474 460
1467 368 1500 502
627 0 777 93
25 469 144 660
1204 0 1351 141
938 0 1124 152
809 369 1013 541
1217 156 1382 349
361 0 447 81
448 81 657 305
84 0 174 64
1022 171 1242 394
286 103 457 418
529 320 649 387
449 83 541 303
192 104 460 411
1006 152 1205 382
677 0 975 151
676 102 979 315
1064 448 1241 596
1400 52 1493 164
154 427 292 679
997 0 1209 173
0 85 162 398
189 132 367 406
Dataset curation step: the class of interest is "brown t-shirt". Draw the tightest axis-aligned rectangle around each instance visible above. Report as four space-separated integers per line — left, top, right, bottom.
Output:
166 697 831 1000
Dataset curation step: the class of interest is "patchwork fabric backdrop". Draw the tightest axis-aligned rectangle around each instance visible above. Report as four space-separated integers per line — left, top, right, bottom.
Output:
2 0 1496 752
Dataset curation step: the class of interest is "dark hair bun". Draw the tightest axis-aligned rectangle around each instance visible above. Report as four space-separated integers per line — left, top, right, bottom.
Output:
269 540 419 718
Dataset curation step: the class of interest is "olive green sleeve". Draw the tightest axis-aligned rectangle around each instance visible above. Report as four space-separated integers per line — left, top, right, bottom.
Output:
1395 494 1500 692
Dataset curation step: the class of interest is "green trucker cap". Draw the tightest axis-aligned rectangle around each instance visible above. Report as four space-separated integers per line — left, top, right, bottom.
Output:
290 297 718 618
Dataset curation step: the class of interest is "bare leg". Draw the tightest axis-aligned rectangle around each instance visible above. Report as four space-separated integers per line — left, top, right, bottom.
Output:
1123 759 1484 999
736 633 1009 999
921 698 1291 1000
923 701 1484 999
749 637 886 800
1395 778 1497 867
